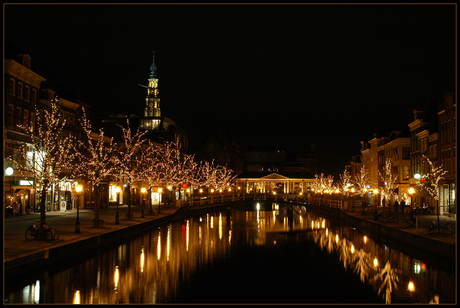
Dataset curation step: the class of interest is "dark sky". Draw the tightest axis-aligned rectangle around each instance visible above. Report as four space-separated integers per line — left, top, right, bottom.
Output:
4 4 456 178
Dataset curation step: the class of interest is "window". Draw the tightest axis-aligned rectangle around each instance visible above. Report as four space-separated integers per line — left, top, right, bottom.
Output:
24 85 30 101
31 89 37 103
15 107 22 129
402 147 410 160
9 78 16 95
31 111 35 133
23 109 29 129
17 82 23 99
7 104 14 128
402 166 410 180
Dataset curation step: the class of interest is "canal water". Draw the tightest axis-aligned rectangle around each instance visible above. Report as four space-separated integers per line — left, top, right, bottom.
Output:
4 202 456 304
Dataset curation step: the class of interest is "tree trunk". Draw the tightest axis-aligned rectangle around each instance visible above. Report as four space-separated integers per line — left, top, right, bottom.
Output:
148 187 152 214
93 185 101 227
127 183 132 219
40 186 47 222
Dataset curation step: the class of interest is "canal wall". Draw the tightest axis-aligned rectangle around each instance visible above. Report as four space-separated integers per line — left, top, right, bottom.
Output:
4 202 240 280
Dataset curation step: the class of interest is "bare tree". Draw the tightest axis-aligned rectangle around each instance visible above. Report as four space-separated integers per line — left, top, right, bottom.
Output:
7 97 74 223
379 158 399 214
354 165 372 198
420 154 448 231
138 140 162 214
73 107 116 227
112 120 148 219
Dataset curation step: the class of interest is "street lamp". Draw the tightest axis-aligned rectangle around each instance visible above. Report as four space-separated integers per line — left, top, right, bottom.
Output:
158 188 162 214
141 187 146 218
75 184 83 233
115 186 121 224
408 187 415 209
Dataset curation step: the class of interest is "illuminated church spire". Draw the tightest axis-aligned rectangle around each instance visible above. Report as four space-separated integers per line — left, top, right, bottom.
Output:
144 51 160 117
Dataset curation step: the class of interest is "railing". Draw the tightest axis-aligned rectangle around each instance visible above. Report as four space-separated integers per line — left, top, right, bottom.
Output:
176 192 345 209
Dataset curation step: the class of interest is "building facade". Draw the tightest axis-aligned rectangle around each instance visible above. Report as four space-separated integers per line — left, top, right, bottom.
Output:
4 53 89 214
437 90 456 216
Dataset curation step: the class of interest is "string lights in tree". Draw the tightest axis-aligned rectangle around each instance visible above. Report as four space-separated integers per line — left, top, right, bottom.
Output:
112 119 148 219
138 140 162 213
7 97 74 223
338 167 352 196
312 173 335 195
73 107 117 227
354 165 372 197
378 158 399 209
420 154 448 230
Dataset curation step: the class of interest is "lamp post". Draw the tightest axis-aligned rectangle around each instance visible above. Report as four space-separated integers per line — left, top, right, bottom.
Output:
75 184 83 233
115 187 121 224
141 187 146 218
158 188 162 214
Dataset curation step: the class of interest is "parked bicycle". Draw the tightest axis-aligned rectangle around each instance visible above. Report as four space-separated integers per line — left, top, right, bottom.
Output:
388 213 399 223
403 215 416 228
423 220 437 236
25 221 59 241
441 219 453 235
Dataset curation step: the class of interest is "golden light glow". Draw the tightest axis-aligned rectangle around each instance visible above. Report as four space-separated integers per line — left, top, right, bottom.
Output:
408 281 415 292
364 236 367 244
140 247 145 273
351 244 355 253
114 266 119 291
158 188 162 193
115 186 121 193
186 220 190 251
373 189 378 194
408 187 415 195
157 232 161 260
141 187 146 193
76 185 83 193
199 188 203 193
73 290 81 304
373 257 379 267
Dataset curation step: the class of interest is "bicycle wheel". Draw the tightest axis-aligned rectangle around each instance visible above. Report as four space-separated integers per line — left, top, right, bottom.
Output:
25 227 36 240
51 229 59 240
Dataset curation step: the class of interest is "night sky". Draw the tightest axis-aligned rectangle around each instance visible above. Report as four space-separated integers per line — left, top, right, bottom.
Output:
4 4 456 178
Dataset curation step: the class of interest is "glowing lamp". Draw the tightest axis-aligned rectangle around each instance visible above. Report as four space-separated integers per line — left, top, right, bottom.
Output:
5 167 14 176
76 185 83 193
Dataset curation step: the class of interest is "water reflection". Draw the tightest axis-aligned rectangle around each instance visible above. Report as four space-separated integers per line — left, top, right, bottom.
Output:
4 203 455 304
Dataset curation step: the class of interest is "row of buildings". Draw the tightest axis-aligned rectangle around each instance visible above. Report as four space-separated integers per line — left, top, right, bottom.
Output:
4 49 455 219
4 48 319 215
347 90 456 217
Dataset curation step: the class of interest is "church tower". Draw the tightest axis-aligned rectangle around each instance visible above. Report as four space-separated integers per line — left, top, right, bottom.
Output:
144 51 161 117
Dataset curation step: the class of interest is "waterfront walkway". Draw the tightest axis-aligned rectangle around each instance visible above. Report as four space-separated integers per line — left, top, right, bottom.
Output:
3 202 456 276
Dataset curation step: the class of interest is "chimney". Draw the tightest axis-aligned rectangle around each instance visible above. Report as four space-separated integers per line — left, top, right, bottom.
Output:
19 54 31 69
